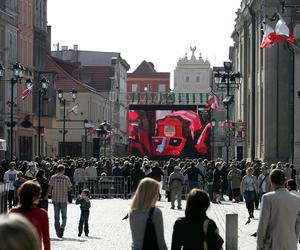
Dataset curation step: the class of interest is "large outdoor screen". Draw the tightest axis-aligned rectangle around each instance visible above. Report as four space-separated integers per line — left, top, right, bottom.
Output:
128 105 211 159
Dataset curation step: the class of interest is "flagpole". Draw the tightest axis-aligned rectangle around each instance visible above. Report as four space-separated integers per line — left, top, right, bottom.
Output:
62 99 66 158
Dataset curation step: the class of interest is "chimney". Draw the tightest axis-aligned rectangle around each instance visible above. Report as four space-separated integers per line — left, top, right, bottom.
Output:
61 46 68 51
74 44 78 51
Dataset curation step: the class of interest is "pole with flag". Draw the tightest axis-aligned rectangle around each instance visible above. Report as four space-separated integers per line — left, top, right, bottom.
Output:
69 103 79 115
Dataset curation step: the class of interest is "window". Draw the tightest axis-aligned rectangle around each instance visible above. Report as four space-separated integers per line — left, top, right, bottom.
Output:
164 125 175 137
144 84 152 92
185 76 189 83
196 76 200 83
132 84 139 92
158 84 166 92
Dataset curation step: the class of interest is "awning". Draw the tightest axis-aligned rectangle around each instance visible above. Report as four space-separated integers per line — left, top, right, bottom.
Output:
0 139 7 151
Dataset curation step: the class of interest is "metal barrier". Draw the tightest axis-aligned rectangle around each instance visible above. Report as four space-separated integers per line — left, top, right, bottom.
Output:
73 176 126 199
0 183 9 214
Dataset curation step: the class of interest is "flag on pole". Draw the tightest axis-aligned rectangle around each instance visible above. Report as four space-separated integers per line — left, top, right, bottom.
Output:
69 103 79 115
21 85 33 100
260 17 294 48
206 91 220 110
84 122 97 135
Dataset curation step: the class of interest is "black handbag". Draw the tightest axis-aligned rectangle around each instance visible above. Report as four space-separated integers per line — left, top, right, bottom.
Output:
203 219 224 250
142 207 159 250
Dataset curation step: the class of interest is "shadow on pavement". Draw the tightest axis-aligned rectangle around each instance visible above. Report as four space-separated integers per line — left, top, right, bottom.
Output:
86 236 102 240
52 237 87 242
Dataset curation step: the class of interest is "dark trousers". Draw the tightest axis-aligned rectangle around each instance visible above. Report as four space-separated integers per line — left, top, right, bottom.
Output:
39 199 49 211
78 210 89 236
8 190 16 209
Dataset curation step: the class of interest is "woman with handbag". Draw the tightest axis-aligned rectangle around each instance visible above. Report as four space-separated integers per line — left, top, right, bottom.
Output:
129 177 167 250
171 189 224 250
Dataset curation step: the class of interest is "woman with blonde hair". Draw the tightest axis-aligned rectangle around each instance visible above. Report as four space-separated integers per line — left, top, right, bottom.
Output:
129 177 167 250
0 213 39 250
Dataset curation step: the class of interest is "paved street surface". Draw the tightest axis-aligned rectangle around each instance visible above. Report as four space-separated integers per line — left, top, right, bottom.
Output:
48 197 299 250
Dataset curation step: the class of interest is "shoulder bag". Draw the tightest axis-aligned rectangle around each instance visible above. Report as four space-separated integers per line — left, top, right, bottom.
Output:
203 219 224 250
142 207 159 250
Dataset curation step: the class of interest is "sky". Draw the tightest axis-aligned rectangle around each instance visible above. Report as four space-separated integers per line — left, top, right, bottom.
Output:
48 0 242 77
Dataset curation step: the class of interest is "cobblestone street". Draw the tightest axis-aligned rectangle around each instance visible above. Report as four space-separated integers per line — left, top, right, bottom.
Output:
48 197 270 250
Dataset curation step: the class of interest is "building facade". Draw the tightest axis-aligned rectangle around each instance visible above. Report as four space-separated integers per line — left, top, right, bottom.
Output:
45 56 107 158
51 47 130 156
174 47 211 94
231 0 300 163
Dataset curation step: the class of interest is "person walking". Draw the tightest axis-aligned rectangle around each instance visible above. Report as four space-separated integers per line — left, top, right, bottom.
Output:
257 169 300 250
171 189 223 250
227 163 242 203
9 180 50 250
36 169 49 211
240 167 258 218
75 189 91 237
168 165 184 210
183 162 204 191
129 177 167 250
3 161 18 209
257 164 271 203
47 164 73 238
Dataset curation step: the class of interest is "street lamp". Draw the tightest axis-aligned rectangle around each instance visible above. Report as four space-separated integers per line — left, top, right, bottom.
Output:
211 118 216 160
7 63 25 161
57 88 77 158
214 61 242 165
37 76 49 158
97 120 111 157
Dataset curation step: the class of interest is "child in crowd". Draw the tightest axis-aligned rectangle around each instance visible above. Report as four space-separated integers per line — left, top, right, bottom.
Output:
75 189 91 237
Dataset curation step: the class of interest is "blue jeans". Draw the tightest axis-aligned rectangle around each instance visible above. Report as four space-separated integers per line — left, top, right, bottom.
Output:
188 181 199 191
53 202 67 235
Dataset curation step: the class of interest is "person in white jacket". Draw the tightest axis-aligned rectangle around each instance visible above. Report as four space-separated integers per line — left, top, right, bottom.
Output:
257 169 300 250
73 164 86 195
85 162 97 197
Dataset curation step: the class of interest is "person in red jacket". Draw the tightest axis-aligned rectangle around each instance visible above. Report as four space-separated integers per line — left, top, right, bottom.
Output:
9 180 50 250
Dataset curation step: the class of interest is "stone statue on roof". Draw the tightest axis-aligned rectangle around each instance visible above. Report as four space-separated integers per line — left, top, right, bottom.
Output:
190 46 196 60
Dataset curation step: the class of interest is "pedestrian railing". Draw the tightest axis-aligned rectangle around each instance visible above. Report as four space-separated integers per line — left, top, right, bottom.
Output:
0 183 9 214
73 176 127 199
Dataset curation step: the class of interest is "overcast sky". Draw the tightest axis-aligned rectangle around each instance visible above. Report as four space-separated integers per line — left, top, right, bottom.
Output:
48 0 242 76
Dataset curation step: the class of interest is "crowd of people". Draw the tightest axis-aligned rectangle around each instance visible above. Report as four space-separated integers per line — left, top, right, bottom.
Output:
0 156 299 249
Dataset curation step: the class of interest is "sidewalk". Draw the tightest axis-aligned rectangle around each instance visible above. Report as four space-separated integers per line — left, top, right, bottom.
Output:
47 198 298 250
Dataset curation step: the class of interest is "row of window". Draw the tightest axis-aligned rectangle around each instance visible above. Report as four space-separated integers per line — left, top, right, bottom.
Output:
185 75 201 83
131 83 166 92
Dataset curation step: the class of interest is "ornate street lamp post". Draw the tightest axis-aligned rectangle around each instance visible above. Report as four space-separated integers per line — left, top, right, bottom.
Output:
214 61 242 165
38 77 49 157
57 88 77 158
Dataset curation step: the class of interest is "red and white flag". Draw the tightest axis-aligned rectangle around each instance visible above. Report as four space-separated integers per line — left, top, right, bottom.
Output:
21 85 33 100
260 18 294 48
84 122 97 135
69 103 79 115
206 91 220 110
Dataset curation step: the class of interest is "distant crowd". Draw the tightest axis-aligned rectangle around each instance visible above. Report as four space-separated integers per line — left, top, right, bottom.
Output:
0 156 299 250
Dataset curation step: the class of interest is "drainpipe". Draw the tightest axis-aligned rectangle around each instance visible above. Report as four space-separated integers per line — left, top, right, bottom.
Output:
249 6 256 160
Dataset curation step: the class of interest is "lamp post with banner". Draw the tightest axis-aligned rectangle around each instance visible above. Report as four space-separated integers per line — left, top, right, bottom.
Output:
214 61 242 165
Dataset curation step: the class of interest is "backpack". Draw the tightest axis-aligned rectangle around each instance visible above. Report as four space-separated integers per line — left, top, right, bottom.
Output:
142 207 159 250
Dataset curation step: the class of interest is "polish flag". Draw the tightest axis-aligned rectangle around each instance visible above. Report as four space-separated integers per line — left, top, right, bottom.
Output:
260 18 294 48
206 91 220 110
21 86 33 100
69 104 79 115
